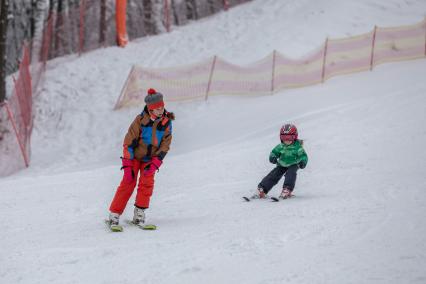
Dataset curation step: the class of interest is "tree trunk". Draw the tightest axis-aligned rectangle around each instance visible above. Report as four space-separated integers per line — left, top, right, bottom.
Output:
54 0 64 57
99 0 106 45
31 0 49 64
171 0 179 25
143 0 154 35
185 0 197 20
0 0 9 103
207 0 219 14
152 0 166 34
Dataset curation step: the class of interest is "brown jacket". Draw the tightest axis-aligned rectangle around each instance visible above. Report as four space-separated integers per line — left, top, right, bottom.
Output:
123 107 174 162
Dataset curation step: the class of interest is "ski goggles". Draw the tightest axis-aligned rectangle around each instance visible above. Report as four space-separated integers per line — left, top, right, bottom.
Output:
280 134 296 141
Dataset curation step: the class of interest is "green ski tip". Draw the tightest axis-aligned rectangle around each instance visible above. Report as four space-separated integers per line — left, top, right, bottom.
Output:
141 224 157 230
110 225 124 232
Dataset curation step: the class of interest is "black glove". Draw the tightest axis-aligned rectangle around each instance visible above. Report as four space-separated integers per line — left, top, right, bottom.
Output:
269 155 278 164
298 161 306 169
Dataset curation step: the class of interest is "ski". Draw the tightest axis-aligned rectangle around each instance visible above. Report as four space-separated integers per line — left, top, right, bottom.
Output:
125 220 157 230
271 195 295 202
105 220 124 232
242 196 272 202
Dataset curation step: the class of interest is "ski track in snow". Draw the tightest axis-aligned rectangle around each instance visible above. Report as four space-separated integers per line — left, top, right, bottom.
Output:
2 0 426 283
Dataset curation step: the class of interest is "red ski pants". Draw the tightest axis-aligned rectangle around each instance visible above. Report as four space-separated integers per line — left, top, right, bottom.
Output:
109 160 155 214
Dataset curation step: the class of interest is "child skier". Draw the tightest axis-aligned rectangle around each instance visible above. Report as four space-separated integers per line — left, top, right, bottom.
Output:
107 88 174 229
252 124 308 200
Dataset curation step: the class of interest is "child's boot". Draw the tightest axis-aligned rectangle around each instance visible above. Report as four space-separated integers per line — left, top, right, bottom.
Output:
132 207 145 225
108 212 120 226
280 187 293 199
106 212 123 232
251 187 267 199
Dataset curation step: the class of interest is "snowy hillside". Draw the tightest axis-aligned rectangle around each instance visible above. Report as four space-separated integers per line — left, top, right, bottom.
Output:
1 0 426 283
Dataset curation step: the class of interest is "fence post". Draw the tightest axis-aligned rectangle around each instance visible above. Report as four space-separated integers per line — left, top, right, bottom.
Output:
270 50 276 94
370 25 377 71
424 17 426 56
205 56 217 101
164 0 170 32
79 0 86 55
4 101 29 167
321 37 328 83
114 66 135 110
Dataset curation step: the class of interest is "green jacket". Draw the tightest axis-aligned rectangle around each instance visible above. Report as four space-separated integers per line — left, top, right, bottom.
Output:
270 140 308 168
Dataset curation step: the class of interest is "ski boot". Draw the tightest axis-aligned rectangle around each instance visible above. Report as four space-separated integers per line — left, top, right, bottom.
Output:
107 212 123 232
108 212 120 225
132 207 146 225
279 187 293 199
130 207 156 230
251 187 268 199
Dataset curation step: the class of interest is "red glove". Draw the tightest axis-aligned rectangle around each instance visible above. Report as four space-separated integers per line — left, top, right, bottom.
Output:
121 158 135 183
143 157 163 176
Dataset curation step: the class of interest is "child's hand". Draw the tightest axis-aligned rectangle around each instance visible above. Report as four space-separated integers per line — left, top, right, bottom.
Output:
298 161 306 169
269 155 278 164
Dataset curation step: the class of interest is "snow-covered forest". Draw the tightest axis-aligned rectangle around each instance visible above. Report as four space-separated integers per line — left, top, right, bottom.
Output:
2 0 246 77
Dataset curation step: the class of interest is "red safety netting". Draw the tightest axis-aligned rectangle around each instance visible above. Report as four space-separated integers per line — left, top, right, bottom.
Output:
0 103 26 176
0 46 33 176
115 19 426 109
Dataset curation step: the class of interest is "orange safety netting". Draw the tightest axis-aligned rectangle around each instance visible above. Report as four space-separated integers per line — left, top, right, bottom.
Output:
115 19 426 109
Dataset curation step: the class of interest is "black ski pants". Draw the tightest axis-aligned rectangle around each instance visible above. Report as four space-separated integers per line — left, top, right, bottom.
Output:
258 164 298 194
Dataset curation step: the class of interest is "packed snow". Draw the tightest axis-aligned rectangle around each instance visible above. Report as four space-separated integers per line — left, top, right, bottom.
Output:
1 0 426 283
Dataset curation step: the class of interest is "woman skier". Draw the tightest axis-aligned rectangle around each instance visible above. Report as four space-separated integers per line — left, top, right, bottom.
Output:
107 88 174 230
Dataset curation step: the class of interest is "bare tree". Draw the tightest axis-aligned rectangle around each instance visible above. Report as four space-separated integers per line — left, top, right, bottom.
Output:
53 0 64 56
99 0 106 45
152 0 166 34
31 0 49 64
185 0 198 20
207 0 220 14
143 0 155 35
0 0 9 103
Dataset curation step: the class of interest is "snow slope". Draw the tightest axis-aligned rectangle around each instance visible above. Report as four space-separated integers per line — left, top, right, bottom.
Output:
1 0 426 283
